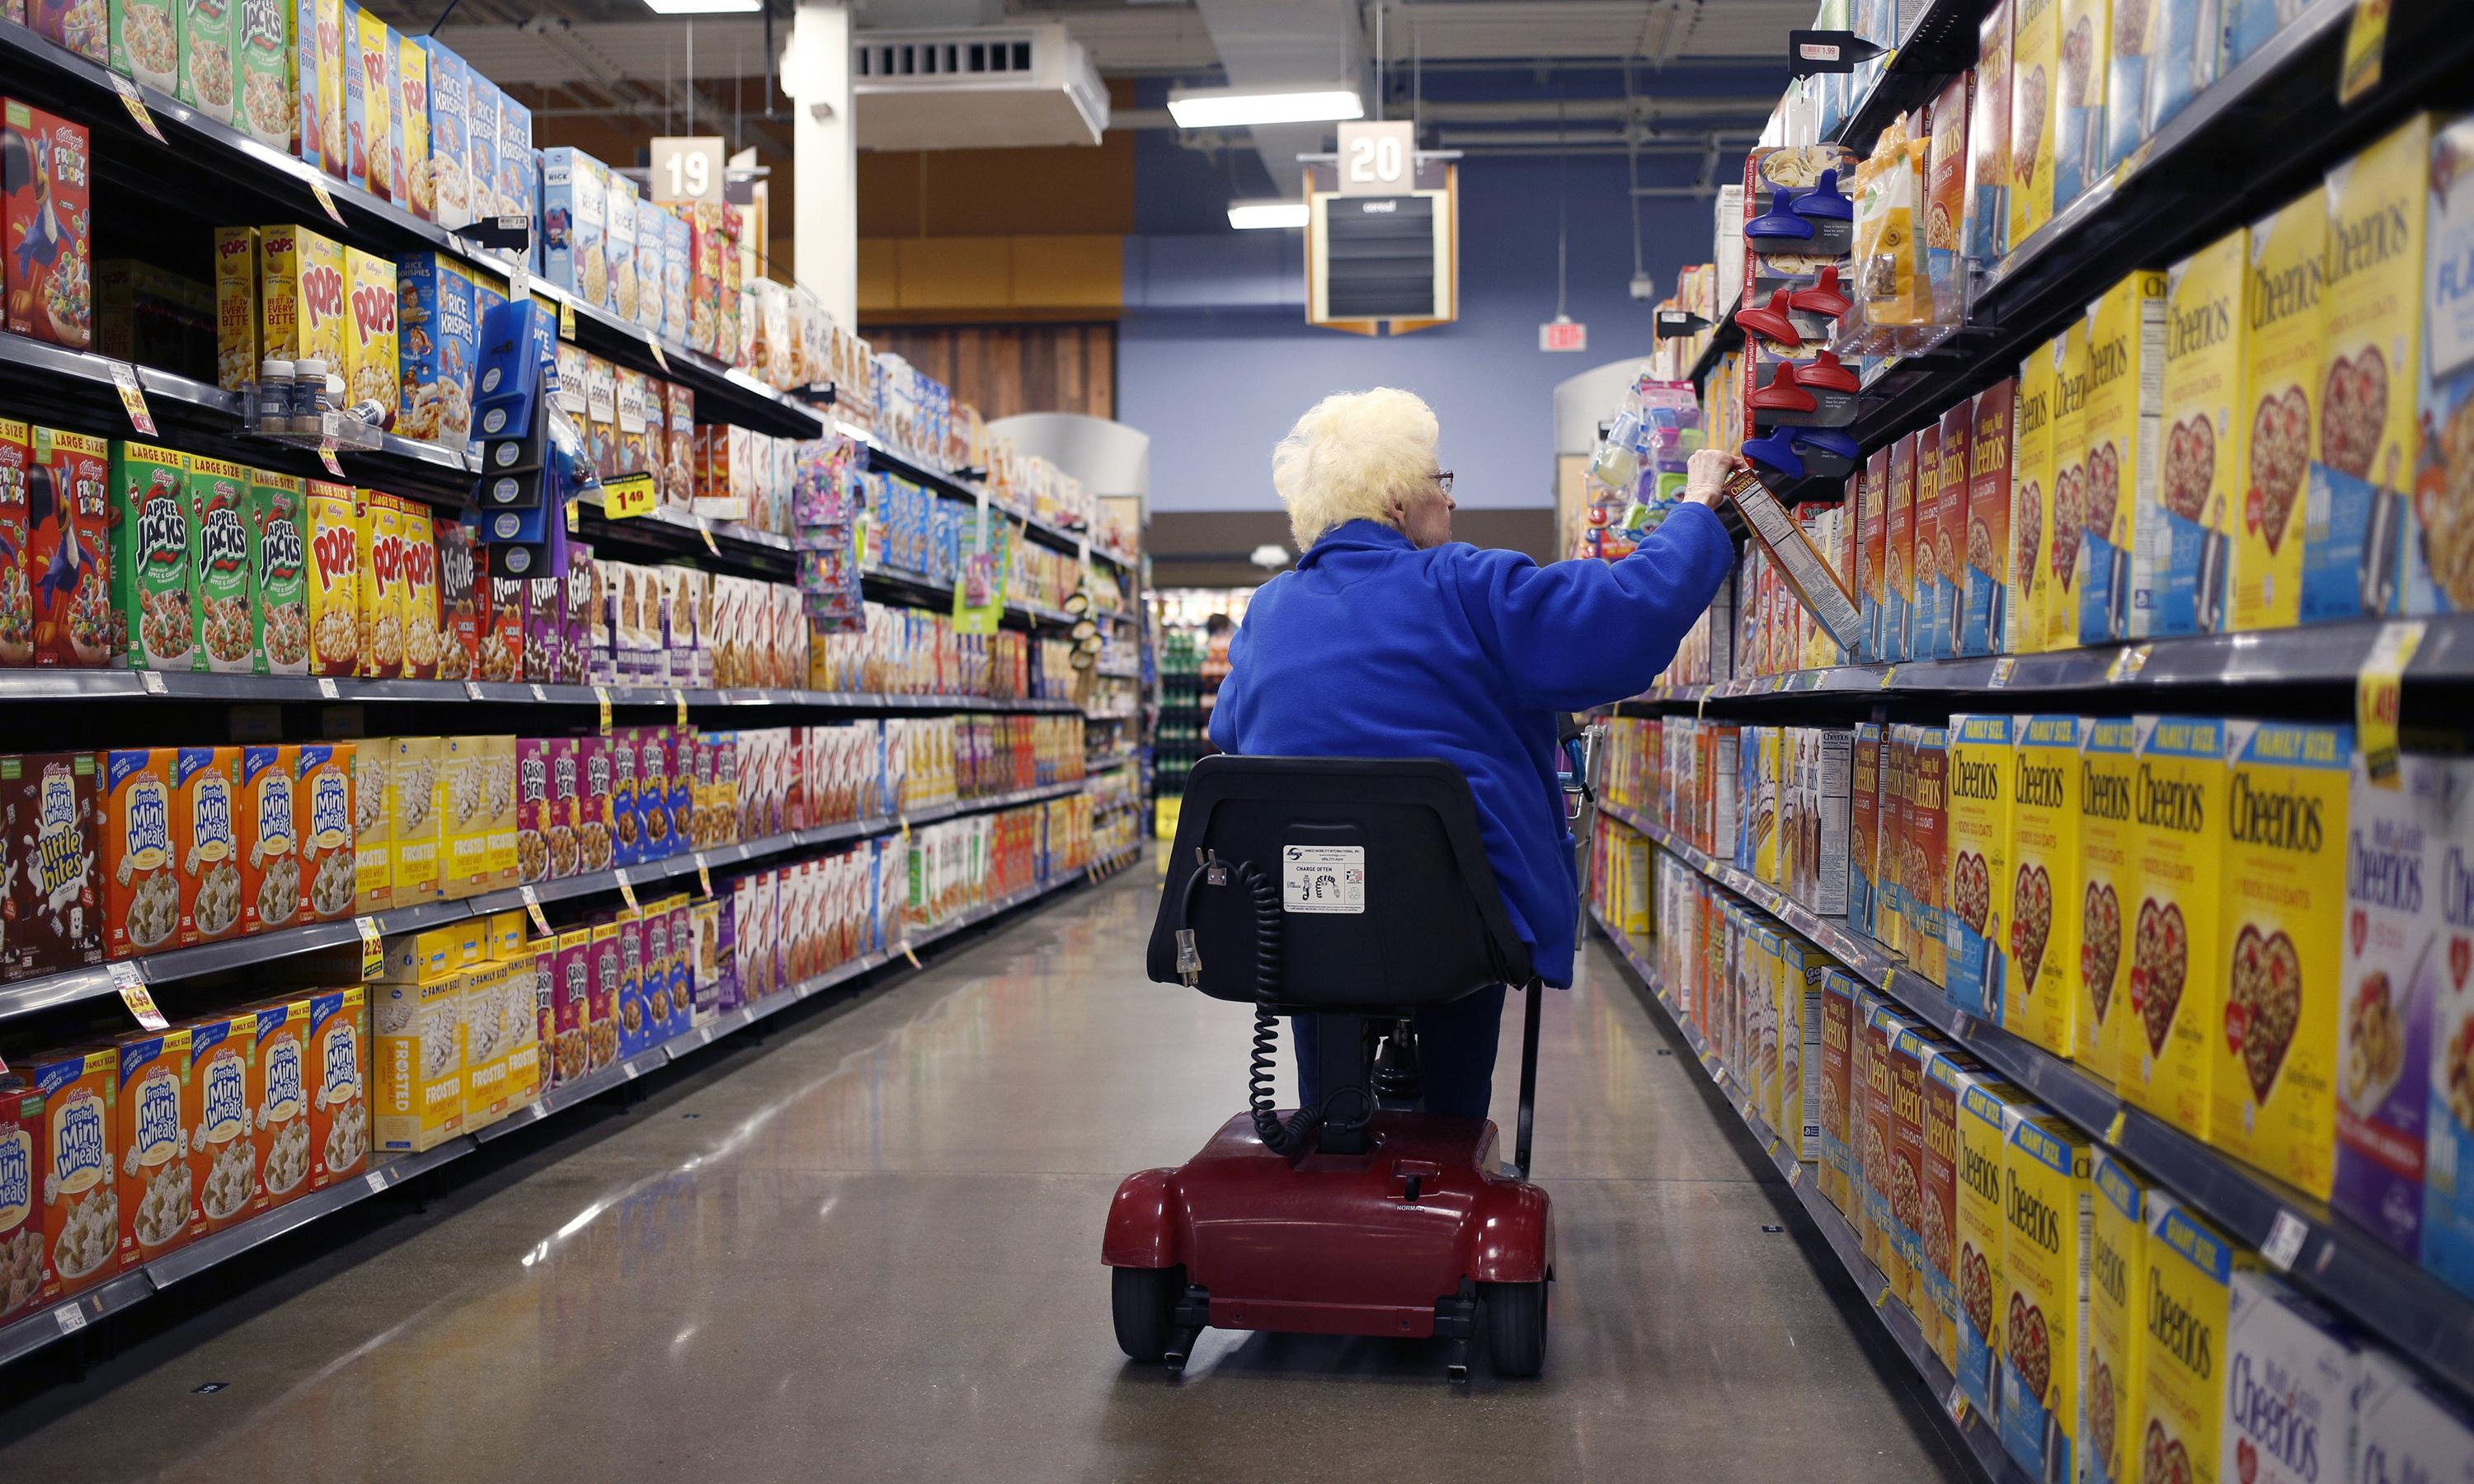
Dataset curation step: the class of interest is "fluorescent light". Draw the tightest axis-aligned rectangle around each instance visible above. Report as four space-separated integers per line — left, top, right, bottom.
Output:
642 0 760 12
1169 88 1363 129
1227 200 1308 230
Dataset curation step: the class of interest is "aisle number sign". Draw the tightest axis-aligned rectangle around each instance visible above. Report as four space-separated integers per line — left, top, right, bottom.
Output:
1339 120 1413 195
651 137 727 206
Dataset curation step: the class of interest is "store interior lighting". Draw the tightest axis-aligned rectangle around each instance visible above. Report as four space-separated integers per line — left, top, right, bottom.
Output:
1167 87 1363 129
640 0 760 14
1226 200 1309 230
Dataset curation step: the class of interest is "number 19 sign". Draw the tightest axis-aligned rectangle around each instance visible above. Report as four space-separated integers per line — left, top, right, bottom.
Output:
650 136 727 207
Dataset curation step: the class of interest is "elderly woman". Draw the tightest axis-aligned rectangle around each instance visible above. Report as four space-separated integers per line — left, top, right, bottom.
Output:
1208 387 1738 1120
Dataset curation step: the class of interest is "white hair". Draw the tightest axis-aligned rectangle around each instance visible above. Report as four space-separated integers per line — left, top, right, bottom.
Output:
1270 387 1440 549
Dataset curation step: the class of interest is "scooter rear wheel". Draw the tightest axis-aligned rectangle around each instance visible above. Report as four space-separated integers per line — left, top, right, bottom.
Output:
1482 1280 1549 1378
1111 1265 1185 1362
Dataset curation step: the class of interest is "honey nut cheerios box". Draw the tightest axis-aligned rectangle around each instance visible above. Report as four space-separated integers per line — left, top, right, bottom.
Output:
2409 114 2474 618
303 479 358 677
238 743 300 935
242 998 309 1213
2083 269 2167 644
2137 1192 2255 1484
2304 114 2432 623
375 969 462 1154
1996 1101 2091 1484
1860 996 1911 1293
102 747 179 960
2218 1271 2370 1484
2213 720 2353 1200
2006 715 2081 1061
308 987 369 1187
174 744 242 946
1954 1068 2022 1424
115 1026 195 1269
1918 1043 1974 1375
2085 1147 2153 1484
2148 228 2247 639
2124 716 2231 1142
2231 191 2325 632
31 1046 118 1298
2082 716 2141 1076
1945 713 2015 1022
182 1012 260 1240
2357 1348 2474 1482
2011 335 2058 655
2045 317 2091 652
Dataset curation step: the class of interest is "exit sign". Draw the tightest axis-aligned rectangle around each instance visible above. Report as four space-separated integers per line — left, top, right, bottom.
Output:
1540 319 1587 352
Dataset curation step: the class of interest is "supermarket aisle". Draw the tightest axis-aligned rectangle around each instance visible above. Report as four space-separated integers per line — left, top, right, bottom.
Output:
0 871 1965 1482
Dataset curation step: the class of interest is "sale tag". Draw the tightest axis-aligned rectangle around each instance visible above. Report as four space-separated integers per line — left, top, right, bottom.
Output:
2105 1108 2128 1147
672 690 689 725
2358 621 2425 787
54 1302 87 1336
106 360 158 437
559 299 576 340
614 868 639 912
899 942 922 970
1876 666 1897 689
694 853 713 895
109 73 167 143
520 885 552 935
647 334 670 374
594 686 613 735
111 962 167 1031
317 439 343 478
357 916 384 980
2106 643 2152 683
2338 0 2389 104
696 516 719 555
307 175 346 228
2262 1209 2309 1271
602 472 658 520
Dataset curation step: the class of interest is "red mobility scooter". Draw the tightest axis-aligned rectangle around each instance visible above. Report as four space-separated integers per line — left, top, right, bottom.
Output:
1103 755 1555 1377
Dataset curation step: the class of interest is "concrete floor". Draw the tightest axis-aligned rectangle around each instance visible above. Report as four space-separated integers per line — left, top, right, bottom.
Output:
0 869 1968 1482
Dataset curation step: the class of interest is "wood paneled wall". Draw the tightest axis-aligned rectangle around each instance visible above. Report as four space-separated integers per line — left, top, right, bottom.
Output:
860 323 1117 422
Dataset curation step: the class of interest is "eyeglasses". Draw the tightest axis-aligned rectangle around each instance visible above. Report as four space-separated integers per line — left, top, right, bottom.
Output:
1434 470 1455 493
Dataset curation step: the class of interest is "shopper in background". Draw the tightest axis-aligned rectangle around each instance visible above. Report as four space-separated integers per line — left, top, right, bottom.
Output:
1211 387 1738 1119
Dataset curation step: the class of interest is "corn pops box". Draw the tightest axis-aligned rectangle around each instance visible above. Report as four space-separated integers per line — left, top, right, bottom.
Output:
2047 317 2091 650
1946 713 2013 1020
397 502 437 679
2149 229 2246 637
2215 720 2352 1199
2085 1148 2152 1484
2006 0 2058 248
2085 270 2166 642
1997 1102 2091 1483
2011 339 2058 653
260 223 346 374
2125 716 2231 1140
355 9 395 200
2232 193 2324 632
1954 1068 2020 1422
396 35 429 218
343 247 397 420
304 479 355 676
2003 715 2081 1059
2083 716 2140 1074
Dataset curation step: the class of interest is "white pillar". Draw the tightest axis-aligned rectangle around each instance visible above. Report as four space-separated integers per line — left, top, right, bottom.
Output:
784 0 855 327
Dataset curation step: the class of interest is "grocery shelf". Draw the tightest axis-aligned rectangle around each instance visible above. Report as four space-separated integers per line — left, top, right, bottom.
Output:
0 861 1098 1371
833 421 1132 572
0 668 1084 712
0 780 1084 1024
1824 0 1990 152
1587 904 2026 1484
1599 799 2474 1402
860 561 1084 630
1686 292 1743 389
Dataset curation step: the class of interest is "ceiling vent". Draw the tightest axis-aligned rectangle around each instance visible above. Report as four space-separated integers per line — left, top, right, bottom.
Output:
853 21 1108 150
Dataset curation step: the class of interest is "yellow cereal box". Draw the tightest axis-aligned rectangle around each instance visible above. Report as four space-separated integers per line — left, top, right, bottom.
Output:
2086 1148 2152 1484
1997 1102 2092 1482
2305 115 2431 622
2231 192 2324 631
342 247 398 422
2007 0 2059 249
258 223 347 374
487 733 518 887
2007 714 2083 1059
442 734 490 898
2011 335 2059 654
304 480 357 678
2085 270 2167 644
397 36 430 219
212 227 259 392
2137 1194 2255 1484
397 501 437 679
2126 716 2232 1141
354 737 391 913
390 735 444 903
1954 1068 2024 1420
2046 317 2091 650
460 959 510 1129
358 489 403 679
374 969 462 1153
1947 713 2015 1021
2150 228 2247 639
2083 716 2140 1075
2214 720 2352 1197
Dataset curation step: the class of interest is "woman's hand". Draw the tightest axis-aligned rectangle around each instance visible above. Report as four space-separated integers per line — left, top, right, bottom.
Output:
1685 448 1744 509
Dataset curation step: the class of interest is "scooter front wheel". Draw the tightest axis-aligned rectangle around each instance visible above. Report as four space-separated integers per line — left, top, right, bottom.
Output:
1111 1265 1186 1362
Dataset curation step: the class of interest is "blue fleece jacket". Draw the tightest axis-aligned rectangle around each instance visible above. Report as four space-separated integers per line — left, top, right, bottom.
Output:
1209 507 1736 985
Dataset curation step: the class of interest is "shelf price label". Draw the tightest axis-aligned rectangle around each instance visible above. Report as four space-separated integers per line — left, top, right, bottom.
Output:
356 916 384 980
2339 0 2389 104
695 515 719 555
2262 1209 2309 1272
614 868 639 912
520 885 552 936
108 73 167 144
601 472 657 521
2106 643 2152 683
694 853 713 895
558 299 577 340
672 690 689 725
306 176 346 229
110 962 167 1031
106 360 158 438
317 434 344 479
593 686 614 735
53 1301 87 1336
646 334 670 375
2359 621 2425 787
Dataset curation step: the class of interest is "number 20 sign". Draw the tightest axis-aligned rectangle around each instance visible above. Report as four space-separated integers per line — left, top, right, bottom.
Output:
1338 120 1413 196
650 136 727 207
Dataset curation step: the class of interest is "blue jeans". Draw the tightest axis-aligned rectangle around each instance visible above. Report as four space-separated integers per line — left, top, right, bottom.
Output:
1291 984 1507 1121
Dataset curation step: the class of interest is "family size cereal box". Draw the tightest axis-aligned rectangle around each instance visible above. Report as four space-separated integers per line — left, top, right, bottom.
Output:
2049 0 2105 210
2410 115 2474 617
391 734 443 903
1 105 90 351
2220 1274 2368 1484
103 749 178 958
32 1048 115 1296
352 738 388 911
30 427 112 667
548 930 588 1087
111 440 199 673
2306 115 2431 622
1916 427 1944 663
2357 1350 2474 1484
1911 726 1951 986
418 38 470 229
113 0 181 94
460 960 508 1128
2004 715 2081 1059
187 454 255 674
1820 969 1859 1217
260 223 347 375
2047 319 2091 650
1954 1069 2020 1421
2011 340 2058 653
398 253 477 448
1860 998 1908 1288
250 469 309 675
587 923 619 1069
2006 0 2058 248
2125 716 2231 1140
308 986 366 1184
1918 1044 1969 1373
1997 1101 2091 1483
172 744 240 946
0 1080 45 1319
1962 383 2013 656
2231 193 2323 632
212 227 258 392
1968 0 2013 263
0 420 30 668
464 73 500 219
374 970 460 1153
2083 716 2140 1073
2148 229 2246 638
2215 720 2353 1198
2335 753 2448 1257
343 247 398 421
185 1012 257 1237
2085 270 2166 643
303 479 355 676
353 8 394 200
297 741 351 923
238 743 298 932
397 36 429 218
245 998 307 1209
2085 1148 2151 1484
115 1026 194 1266
1947 714 2013 1020
397 503 437 679
1851 723 1882 937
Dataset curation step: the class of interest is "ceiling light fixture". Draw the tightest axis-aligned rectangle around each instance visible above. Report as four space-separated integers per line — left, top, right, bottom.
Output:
1169 87 1363 129
641 0 760 14
1227 199 1309 230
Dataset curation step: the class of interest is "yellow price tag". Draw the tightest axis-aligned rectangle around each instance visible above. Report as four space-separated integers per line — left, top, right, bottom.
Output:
1877 666 1897 689
108 73 167 143
307 175 346 228
318 437 344 479
106 360 157 438
559 299 577 340
2105 1109 2128 1147
1991 656 2017 688
2338 0 2390 104
647 334 670 374
566 496 579 533
520 885 552 936
672 690 689 726
696 515 720 555
695 854 713 895
602 472 658 521
357 916 384 980
2359 620 2425 787
2107 643 2153 683
614 868 640 913
899 815 912 843
900 942 923 970
110 962 167 1030
594 685 613 735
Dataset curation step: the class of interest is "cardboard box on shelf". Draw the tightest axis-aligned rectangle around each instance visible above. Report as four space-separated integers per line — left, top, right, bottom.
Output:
2124 716 2232 1143
183 1012 259 1238
30 1048 117 1298
2230 191 2323 633
114 1026 194 1269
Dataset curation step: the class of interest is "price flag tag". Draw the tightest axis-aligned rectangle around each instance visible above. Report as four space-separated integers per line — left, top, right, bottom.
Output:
109 74 167 143
106 360 158 437
520 885 552 935
2359 621 2425 787
899 942 922 970
111 962 167 1030
308 176 346 228
357 916 384 979
566 496 579 533
694 853 713 895
614 868 639 912
594 686 613 735
559 299 577 340
672 690 689 725
602 472 657 520
317 437 343 478
365 1170 388 1195
647 335 670 374
696 515 720 555
2339 0 2389 104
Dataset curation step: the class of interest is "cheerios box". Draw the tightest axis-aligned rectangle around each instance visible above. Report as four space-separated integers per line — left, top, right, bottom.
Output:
1997 1102 2091 1483
31 1047 118 1298
2138 1193 2251 1484
2358 1349 2474 1484
250 469 309 676
1954 1068 2021 1422
2307 115 2432 622
173 744 241 946
1886 1027 1935 1315
2085 1148 2152 1484
2410 114 2474 618
2123 716 2231 1141
304 479 357 678
1819 968 1860 1218
1946 714 2014 1020
1918 1043 1972 1374
2011 336 2058 654
2004 715 2080 1059
2085 270 2166 642
2045 317 2091 650
258 223 347 376
2221 1273 2369 1484
115 1026 194 1268
182 1012 258 1239
389 734 444 903
2148 229 2246 639
374 970 461 1153
244 998 308 1211
2006 0 2058 248
2231 193 2324 632
1914 426 1943 664
238 743 299 934
2081 716 2140 1073
110 440 199 674
2420 759 2474 1298
307 987 367 1185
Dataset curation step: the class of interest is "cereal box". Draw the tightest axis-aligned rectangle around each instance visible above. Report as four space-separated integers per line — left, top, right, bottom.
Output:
397 35 429 218
2210 721 2351 1203
417 38 469 228
2081 716 2140 1075
543 930 584 1087
2050 0 2105 210
2086 1148 2152 1484
212 228 258 393
1964 386 2011 658
397 501 437 679
0 420 29 667
2125 716 2231 1141
238 743 299 932
2143 0 2217 143
358 489 402 679
2046 317 2091 650
440 733 489 898
245 998 306 1209
1968 0 2012 263
374 970 461 1153
2011 339 2058 653
1915 425 1944 662
4 752 102 980
184 1012 257 1237
1855 449 1886 660
1860 998 1908 1288
577 735 613 873
169 744 239 946
2 105 90 352
2231 193 2324 632
31 1048 115 1296
353 8 394 200
2220 1273 2368 1484
0 1079 41 1318
343 247 398 422
307 986 366 1184
297 0 341 175
259 223 346 377
480 547 522 682
460 959 508 1128
186 454 255 674
248 469 309 675
30 426 113 667
2147 229 2246 638
303 480 356 677
2223 0 2308 70
498 958 541 1111
1946 713 2013 1020
352 737 388 911
1851 723 1881 937
111 440 199 674
1918 1044 1969 1373
515 736 551 885
608 167 638 322
1819 969 1859 1217
103 749 178 959
2000 714 2080 1059
435 519 477 682
487 733 516 888
1997 1101 2091 1483
1886 1026 1933 1313
587 923 619 1069
1954 1068 2020 1421
497 95 531 247
616 910 653 1058
295 742 351 923
398 253 477 448
115 1026 194 1266
2006 0 2058 248
2084 270 2166 643
1910 725 1951 986
112 0 181 94
390 735 443 903
177 0 237 124
2411 115 2474 617
2358 1350 2474 1484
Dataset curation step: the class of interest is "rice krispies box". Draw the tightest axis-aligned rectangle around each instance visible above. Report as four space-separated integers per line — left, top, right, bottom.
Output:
185 1012 258 1237
2218 1273 2368 1484
2 104 91 352
0 1079 47 1319
4 751 102 980
2232 192 2324 632
2149 228 2245 638
111 441 197 673
31 427 113 667
2409 114 2474 617
2340 756 2448 1257
397 252 477 449
31 1047 116 1297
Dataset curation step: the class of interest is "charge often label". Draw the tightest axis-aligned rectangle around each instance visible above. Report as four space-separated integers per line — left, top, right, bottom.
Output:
1282 845 1366 914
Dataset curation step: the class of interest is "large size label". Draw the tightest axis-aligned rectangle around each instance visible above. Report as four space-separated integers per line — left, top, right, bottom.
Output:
1282 845 1366 915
